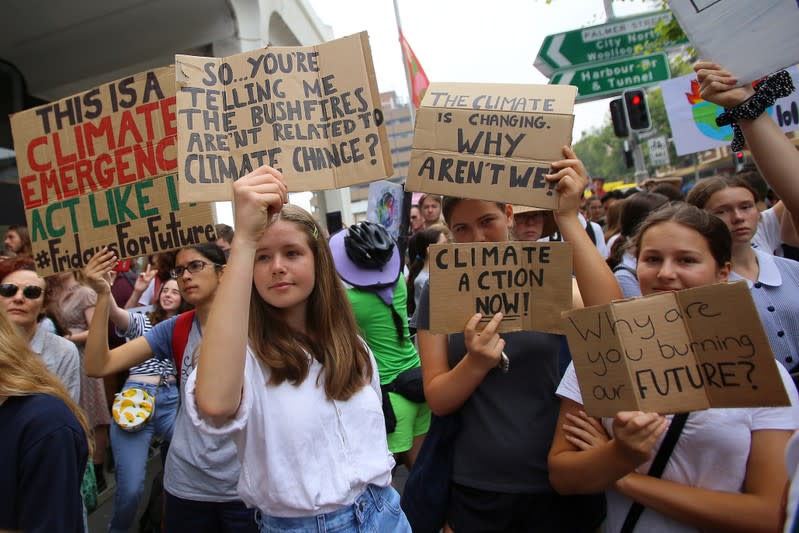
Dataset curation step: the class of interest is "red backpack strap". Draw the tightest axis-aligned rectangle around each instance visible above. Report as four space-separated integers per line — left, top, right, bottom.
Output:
171 310 196 380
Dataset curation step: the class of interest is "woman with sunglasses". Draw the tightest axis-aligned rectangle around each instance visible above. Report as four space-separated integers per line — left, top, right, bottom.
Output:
84 252 189 533
85 243 258 532
0 256 80 402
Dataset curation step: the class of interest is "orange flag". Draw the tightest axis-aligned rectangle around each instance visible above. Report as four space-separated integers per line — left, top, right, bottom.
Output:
399 31 429 109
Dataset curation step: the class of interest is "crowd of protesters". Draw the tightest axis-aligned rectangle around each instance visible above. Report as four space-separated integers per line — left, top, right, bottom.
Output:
3 59 799 533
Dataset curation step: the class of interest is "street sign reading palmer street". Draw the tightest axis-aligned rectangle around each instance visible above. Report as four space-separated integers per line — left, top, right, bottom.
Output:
549 53 670 103
535 11 688 77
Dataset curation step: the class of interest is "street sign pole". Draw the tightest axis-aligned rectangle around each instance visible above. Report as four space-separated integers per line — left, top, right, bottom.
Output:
632 134 649 184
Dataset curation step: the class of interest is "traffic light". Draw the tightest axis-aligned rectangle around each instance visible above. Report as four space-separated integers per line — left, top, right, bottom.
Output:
623 89 651 132
732 151 745 172
610 98 629 138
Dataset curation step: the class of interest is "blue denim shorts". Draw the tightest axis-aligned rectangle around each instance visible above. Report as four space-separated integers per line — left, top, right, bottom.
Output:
254 484 410 533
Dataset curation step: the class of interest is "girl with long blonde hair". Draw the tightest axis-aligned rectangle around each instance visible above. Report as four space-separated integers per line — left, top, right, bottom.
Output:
0 308 91 532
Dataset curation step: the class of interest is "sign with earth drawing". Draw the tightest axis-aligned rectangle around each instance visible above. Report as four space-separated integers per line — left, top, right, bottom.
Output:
661 66 799 156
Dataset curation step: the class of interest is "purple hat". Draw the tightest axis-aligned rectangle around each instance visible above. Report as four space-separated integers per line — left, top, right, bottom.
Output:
329 224 401 305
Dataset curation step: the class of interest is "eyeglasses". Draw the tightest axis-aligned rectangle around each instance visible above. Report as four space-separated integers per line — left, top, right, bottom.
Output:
0 283 44 299
170 260 221 278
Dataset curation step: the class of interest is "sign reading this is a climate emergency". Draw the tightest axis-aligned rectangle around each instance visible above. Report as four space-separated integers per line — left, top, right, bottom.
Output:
10 67 216 276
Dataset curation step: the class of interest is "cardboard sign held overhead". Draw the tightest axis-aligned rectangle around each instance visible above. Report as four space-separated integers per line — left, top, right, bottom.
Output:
10 67 217 276
667 0 799 85
428 241 573 334
175 32 392 203
405 83 576 210
563 282 790 417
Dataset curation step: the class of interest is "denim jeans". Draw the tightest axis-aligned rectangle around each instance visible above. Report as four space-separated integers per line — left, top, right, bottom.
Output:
108 379 179 533
255 485 411 533
164 490 258 533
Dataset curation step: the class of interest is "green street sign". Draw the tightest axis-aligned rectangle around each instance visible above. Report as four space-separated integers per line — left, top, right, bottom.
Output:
535 11 688 76
549 53 670 102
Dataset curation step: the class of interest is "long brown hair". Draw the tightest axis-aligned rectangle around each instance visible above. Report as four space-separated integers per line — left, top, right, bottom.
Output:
248 205 372 401
685 175 758 210
0 309 93 454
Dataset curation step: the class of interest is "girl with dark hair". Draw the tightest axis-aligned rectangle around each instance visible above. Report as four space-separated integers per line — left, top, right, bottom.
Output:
416 147 619 532
0 309 91 533
606 192 670 298
549 203 799 532
83 253 190 533
192 167 410 532
84 243 258 532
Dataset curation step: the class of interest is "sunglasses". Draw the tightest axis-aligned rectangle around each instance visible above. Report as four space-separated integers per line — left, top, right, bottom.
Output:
0 283 44 299
170 260 221 279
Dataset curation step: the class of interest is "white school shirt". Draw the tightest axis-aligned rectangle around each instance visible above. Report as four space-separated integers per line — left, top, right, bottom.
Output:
185 346 394 517
557 362 799 533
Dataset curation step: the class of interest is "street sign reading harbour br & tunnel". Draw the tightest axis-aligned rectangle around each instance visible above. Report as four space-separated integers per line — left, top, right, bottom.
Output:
549 53 670 103
535 11 687 77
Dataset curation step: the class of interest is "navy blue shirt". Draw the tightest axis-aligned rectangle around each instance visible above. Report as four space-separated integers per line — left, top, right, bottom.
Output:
0 394 88 533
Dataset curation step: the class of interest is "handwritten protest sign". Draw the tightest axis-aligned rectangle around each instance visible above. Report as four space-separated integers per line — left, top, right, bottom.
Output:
668 0 799 84
405 83 576 210
175 32 392 203
563 282 790 417
10 67 216 276
428 241 572 334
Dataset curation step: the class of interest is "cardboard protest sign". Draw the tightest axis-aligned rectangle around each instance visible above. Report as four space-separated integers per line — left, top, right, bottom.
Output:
366 180 404 239
10 67 217 276
405 83 576 210
428 241 572 334
175 32 392 203
668 0 799 84
662 67 799 156
563 282 790 417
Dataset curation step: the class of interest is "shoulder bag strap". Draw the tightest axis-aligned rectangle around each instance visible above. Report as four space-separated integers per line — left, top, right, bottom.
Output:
619 412 689 533
171 309 196 380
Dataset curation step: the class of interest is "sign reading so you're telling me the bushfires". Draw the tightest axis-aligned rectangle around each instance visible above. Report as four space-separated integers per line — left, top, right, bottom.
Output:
427 241 573 335
175 32 392 202
10 67 216 276
563 282 790 417
405 83 577 211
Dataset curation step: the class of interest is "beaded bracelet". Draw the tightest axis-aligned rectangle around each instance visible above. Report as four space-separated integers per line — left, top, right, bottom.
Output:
715 70 794 152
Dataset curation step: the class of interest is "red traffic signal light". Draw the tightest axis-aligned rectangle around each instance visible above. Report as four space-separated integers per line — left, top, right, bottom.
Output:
623 89 651 132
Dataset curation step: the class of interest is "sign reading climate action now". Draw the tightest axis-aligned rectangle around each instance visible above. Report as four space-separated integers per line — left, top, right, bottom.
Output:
175 32 392 203
405 83 576 210
428 241 573 335
10 67 216 276
563 282 790 417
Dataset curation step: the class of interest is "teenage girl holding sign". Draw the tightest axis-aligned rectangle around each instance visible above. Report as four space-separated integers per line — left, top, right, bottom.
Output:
549 203 799 532
188 166 410 532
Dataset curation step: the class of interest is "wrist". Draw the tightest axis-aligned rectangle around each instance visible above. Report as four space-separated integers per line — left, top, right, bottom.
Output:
462 352 495 376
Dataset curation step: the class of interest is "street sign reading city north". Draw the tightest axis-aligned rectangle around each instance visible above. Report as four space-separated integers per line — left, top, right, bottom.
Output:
550 53 670 103
535 11 688 77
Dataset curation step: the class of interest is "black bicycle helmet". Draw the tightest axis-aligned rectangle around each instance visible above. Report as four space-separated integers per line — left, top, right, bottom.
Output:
344 221 395 269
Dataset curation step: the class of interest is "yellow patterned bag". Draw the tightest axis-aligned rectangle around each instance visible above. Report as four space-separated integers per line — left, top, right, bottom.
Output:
112 387 155 432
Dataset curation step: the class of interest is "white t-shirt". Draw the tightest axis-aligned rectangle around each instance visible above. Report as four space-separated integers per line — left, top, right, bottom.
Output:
753 206 783 257
185 346 394 517
557 362 799 533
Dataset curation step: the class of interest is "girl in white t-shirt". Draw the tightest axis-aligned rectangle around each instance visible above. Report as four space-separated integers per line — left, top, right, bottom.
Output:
190 166 409 532
548 203 799 532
